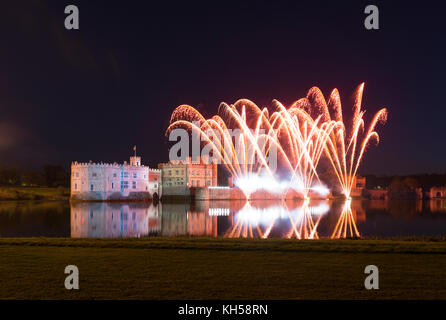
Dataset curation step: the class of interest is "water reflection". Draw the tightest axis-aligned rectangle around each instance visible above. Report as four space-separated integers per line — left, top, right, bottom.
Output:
160 203 217 237
224 200 330 239
331 200 360 239
71 202 161 238
69 200 340 239
1 199 445 238
67 199 446 239
0 201 70 237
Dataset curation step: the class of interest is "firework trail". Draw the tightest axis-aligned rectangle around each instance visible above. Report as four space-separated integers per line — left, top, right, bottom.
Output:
166 83 387 201
302 83 387 198
167 100 278 198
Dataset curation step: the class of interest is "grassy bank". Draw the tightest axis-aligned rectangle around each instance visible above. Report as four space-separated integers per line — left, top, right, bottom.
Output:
1 237 446 299
0 186 69 201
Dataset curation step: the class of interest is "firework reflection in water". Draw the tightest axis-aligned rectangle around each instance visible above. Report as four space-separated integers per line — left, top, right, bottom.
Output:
331 199 360 239
225 200 330 239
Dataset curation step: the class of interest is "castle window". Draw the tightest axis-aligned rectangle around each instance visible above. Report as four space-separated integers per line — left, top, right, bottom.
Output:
90 184 94 191
206 180 210 186
154 184 157 188
113 173 117 178
175 170 179 175
92 173 97 177
74 183 77 190
76 172 79 177
123 172 129 178
133 173 138 178
121 181 129 189
112 183 114 189
132 181 136 189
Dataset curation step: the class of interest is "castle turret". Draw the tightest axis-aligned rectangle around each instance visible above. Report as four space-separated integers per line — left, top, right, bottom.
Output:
130 145 141 166
130 156 141 166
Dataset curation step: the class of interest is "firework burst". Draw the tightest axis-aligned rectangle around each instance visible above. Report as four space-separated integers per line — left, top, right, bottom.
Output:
166 83 387 202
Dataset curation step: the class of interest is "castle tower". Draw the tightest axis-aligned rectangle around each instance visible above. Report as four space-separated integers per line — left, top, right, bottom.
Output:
130 145 141 166
130 156 141 166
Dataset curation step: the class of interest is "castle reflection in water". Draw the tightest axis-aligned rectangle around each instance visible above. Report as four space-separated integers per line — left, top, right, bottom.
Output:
70 198 446 239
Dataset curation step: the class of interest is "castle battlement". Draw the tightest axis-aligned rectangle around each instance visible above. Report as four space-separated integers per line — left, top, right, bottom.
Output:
71 161 149 168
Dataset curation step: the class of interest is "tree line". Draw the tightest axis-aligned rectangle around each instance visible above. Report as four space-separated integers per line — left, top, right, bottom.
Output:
0 165 70 188
365 173 446 189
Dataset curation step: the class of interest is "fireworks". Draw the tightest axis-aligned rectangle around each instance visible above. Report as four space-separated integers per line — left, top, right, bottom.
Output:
166 83 387 201
167 100 277 198
307 83 388 199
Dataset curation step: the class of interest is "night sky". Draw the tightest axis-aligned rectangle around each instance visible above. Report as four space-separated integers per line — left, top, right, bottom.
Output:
1 0 445 175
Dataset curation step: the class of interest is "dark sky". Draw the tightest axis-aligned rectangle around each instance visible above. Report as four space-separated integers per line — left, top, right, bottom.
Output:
0 0 445 175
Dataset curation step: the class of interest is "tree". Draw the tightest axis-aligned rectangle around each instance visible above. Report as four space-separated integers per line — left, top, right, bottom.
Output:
43 165 70 187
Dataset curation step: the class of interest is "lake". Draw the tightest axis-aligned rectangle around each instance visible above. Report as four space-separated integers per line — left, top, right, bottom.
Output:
0 199 445 239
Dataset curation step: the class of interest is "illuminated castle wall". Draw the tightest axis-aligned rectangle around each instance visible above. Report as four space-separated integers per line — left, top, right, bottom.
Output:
157 156 218 197
350 175 366 197
71 154 161 201
430 187 446 198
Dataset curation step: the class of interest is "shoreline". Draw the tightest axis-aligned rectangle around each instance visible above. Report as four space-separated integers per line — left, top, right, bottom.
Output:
2 186 443 202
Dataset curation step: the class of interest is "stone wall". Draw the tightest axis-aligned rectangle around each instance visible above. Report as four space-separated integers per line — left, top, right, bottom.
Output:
430 187 446 198
365 189 388 200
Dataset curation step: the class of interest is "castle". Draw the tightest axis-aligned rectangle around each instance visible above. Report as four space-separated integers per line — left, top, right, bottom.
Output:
71 154 161 201
71 152 219 201
157 156 218 197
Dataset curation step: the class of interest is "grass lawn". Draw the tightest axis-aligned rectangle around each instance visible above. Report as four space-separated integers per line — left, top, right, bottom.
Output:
1 237 446 300
0 186 69 201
